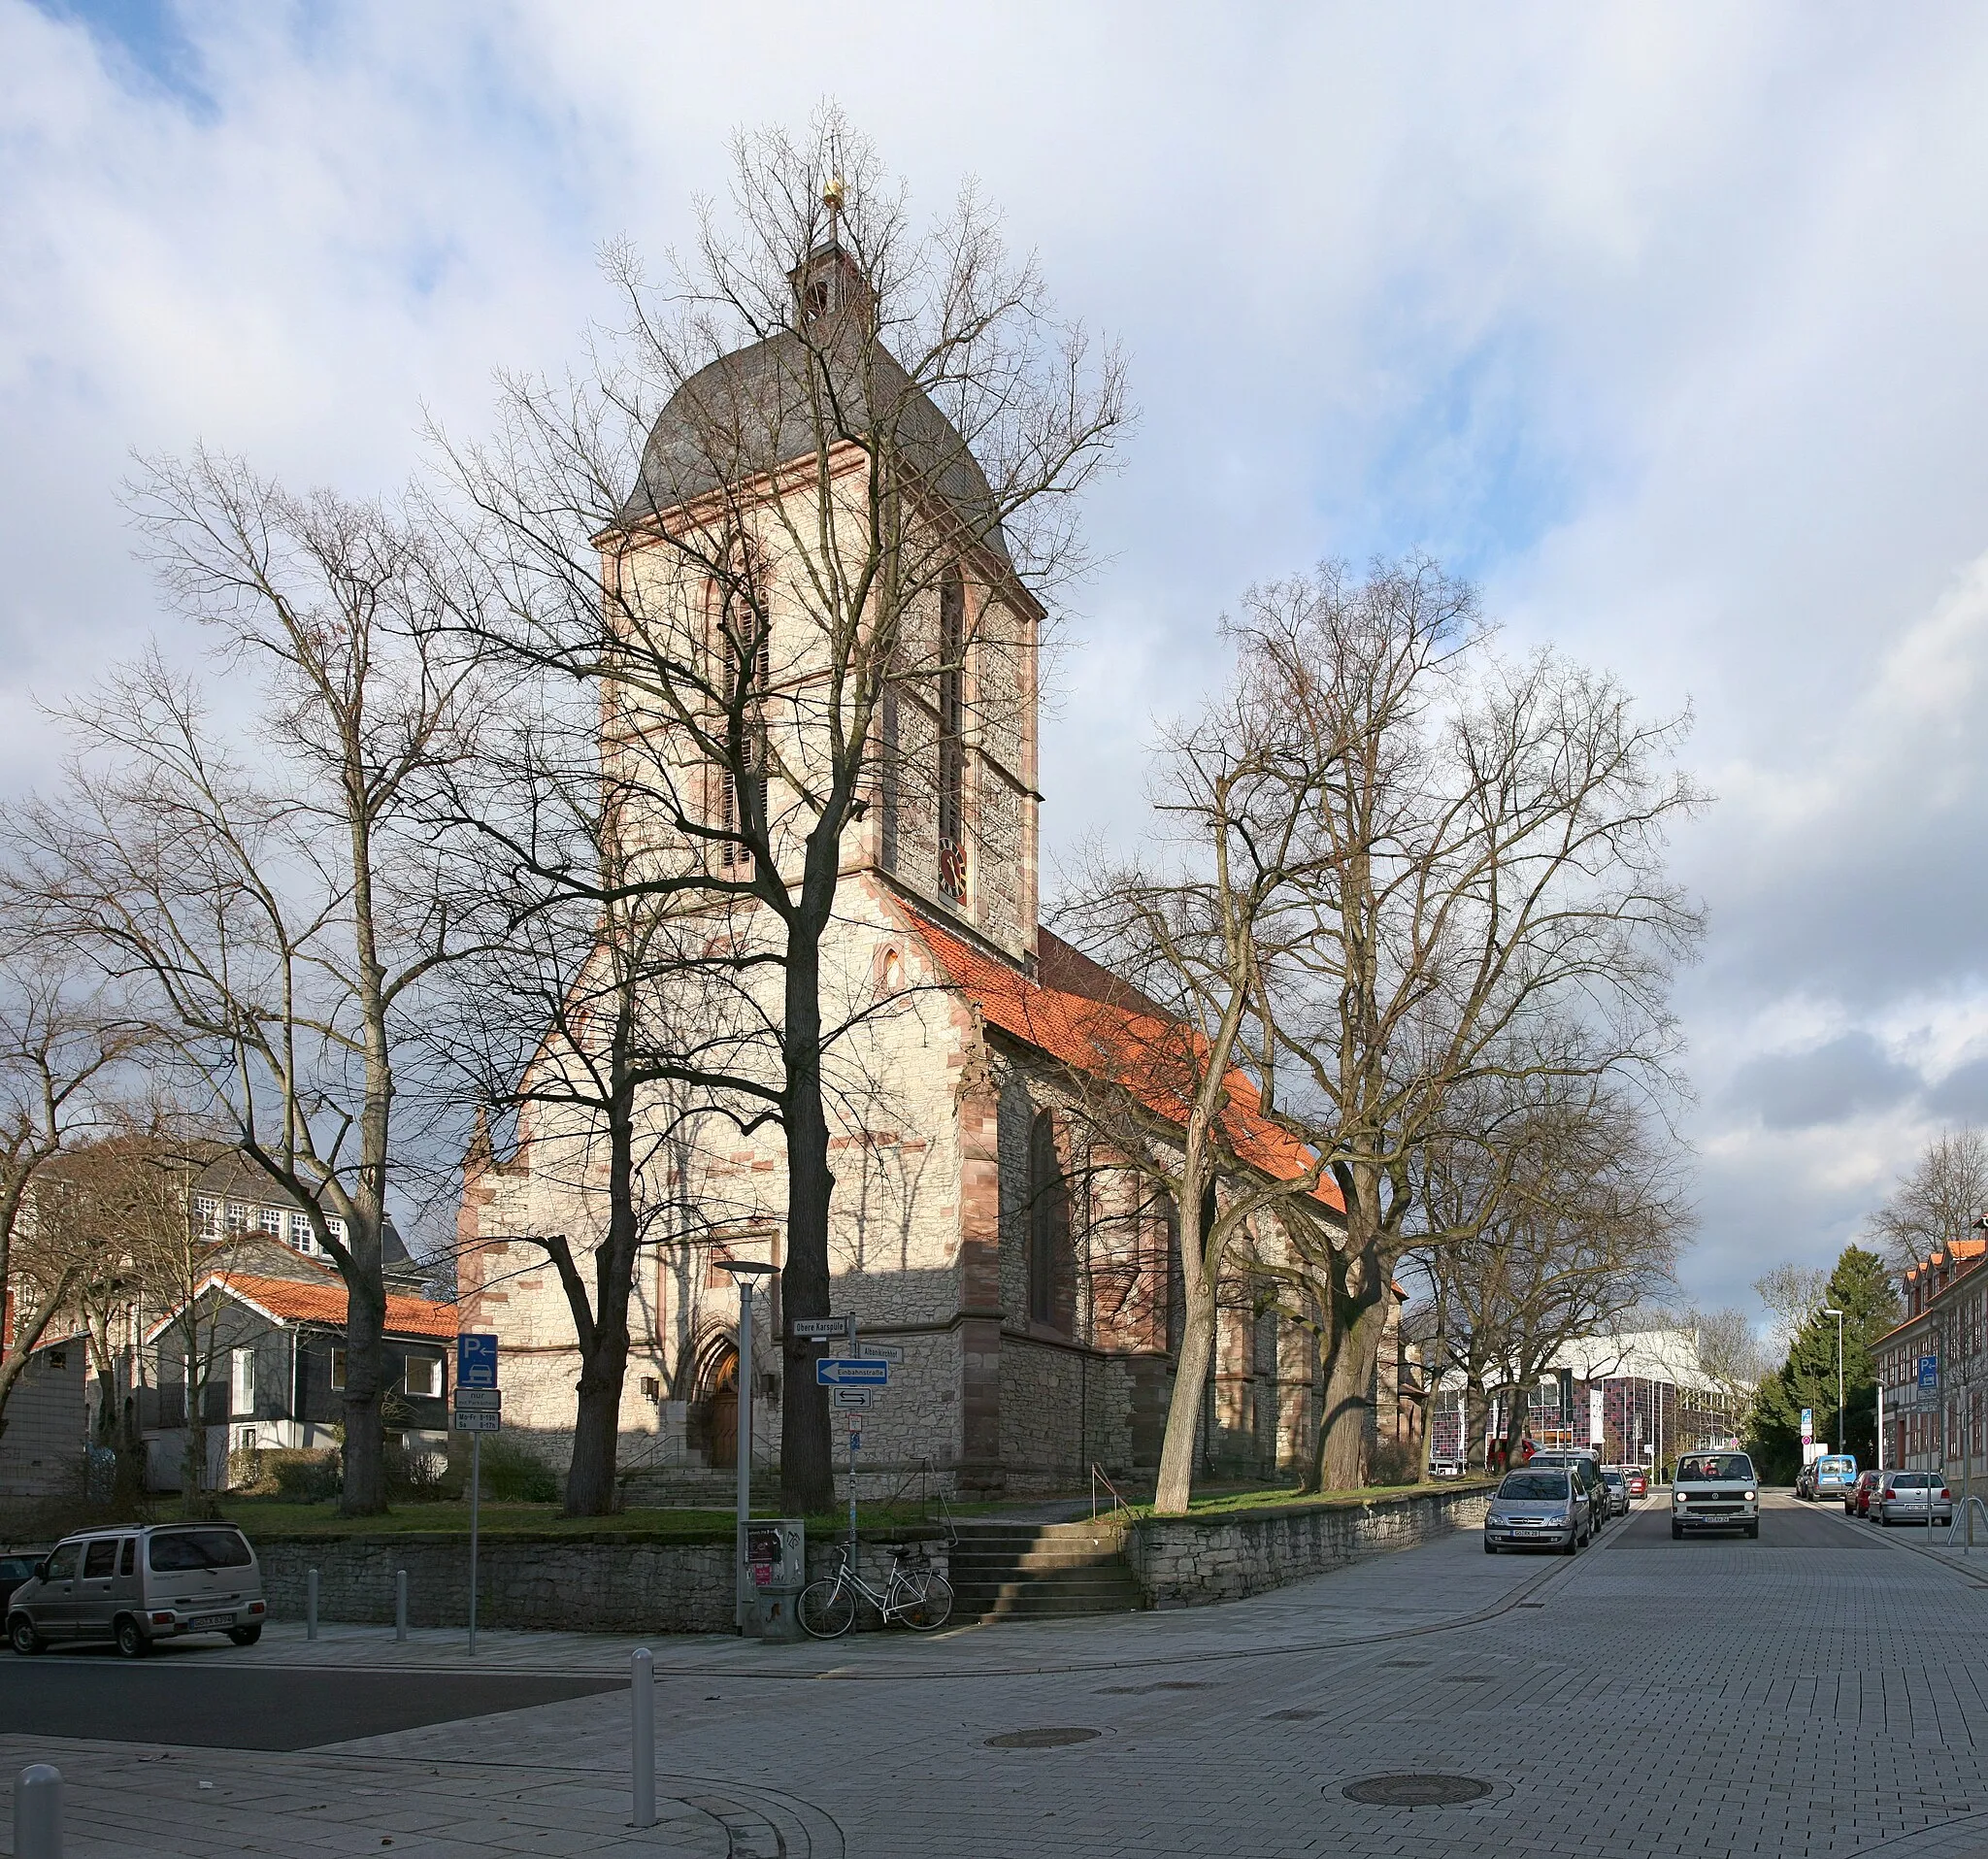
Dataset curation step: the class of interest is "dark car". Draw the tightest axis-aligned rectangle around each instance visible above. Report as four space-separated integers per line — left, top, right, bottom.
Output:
1848 1469 1883 1517
0 1557 37 1613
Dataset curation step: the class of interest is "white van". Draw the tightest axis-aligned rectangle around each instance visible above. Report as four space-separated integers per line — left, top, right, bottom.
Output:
8 1523 267 1657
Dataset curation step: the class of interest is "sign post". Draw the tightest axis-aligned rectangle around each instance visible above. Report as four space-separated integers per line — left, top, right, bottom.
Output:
815 1335 895 1552
717 1260 778 1630
455 1334 500 1656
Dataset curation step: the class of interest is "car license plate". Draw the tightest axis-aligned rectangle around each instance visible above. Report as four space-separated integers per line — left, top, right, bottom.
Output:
188 1612 233 1630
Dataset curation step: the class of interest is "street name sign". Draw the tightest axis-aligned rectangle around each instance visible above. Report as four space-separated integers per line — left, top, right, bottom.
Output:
459 1333 500 1390
452 1408 501 1433
453 1388 502 1412
831 1387 877 1410
790 1317 852 1340
816 1357 891 1386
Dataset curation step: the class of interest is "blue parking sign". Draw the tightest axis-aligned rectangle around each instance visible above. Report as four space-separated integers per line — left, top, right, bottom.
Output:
1919 1354 1939 1390
458 1333 499 1390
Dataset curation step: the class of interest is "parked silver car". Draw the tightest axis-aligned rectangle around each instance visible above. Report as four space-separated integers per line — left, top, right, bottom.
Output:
1484 1468 1589 1554
1874 1470 1953 1527
8 1523 266 1658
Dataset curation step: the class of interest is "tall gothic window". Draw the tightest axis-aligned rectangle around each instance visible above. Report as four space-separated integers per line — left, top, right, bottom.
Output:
714 565 770 871
1028 1111 1067 1329
938 569 967 900
878 680 900 873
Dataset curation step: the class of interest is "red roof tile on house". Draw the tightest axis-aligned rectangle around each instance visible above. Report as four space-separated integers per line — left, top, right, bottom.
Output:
200 1272 458 1342
908 912 1344 1214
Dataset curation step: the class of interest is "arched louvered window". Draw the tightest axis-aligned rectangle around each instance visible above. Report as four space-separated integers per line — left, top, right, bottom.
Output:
712 556 770 870
938 568 967 899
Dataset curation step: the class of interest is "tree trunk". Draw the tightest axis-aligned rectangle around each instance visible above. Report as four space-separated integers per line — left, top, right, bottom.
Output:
1313 1248 1387 1491
1154 1270 1218 1515
565 1106 639 1516
341 1278 389 1516
779 929 836 1515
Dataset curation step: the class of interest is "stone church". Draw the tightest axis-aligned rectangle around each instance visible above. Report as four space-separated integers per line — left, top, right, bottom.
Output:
456 246 1404 1497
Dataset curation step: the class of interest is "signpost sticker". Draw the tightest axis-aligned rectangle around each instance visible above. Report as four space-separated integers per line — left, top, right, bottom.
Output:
452 1409 501 1433
790 1317 851 1341
816 1357 890 1386
454 1388 501 1412
458 1333 499 1390
831 1387 876 1410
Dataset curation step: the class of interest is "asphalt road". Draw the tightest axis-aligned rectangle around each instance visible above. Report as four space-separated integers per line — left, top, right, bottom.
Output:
0 1656 623 1749
1614 1493 1864 1547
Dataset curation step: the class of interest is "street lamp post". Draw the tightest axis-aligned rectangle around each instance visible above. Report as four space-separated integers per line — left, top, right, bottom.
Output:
1822 1308 1845 1463
716 1257 779 1632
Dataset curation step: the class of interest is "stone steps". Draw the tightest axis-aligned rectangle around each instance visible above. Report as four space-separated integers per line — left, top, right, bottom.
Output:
945 1518 1145 1622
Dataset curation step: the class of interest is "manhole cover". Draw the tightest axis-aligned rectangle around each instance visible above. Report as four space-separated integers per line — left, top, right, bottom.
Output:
986 1728 1103 1749
1265 1708 1323 1720
1342 1775 1493 1808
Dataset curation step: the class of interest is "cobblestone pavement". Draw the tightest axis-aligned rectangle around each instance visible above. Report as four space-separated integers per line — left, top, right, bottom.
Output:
11 1493 1988 1858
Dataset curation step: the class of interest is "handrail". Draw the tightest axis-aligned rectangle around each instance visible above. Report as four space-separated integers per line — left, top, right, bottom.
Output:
1091 1462 1136 1522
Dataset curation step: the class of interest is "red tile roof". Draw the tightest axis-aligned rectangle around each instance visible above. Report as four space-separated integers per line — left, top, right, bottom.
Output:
908 912 1344 1213
154 1270 458 1343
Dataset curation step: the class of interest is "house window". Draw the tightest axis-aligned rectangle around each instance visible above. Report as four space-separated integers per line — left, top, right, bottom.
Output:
258 1206 283 1238
642 1376 662 1402
225 1202 250 1236
326 1216 347 1245
938 569 967 900
403 1356 442 1399
194 1195 221 1239
230 1347 255 1417
330 1347 346 1391
288 1212 319 1254
1027 1112 1068 1329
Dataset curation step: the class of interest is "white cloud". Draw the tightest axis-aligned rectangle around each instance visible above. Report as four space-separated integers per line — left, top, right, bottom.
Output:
11 0 1988 1323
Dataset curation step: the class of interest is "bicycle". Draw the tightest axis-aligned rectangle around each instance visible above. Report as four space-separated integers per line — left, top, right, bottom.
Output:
797 1542 954 1639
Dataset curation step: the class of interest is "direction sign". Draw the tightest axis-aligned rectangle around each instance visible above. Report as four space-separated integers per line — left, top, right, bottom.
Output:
453 1388 502 1412
452 1409 501 1433
458 1333 499 1390
816 1357 890 1387
831 1387 877 1410
1920 1354 1940 1390
790 1316 852 1341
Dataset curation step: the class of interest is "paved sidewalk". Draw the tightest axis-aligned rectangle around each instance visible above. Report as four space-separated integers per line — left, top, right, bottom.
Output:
12 1496 1988 1858
173 1519 1566 1679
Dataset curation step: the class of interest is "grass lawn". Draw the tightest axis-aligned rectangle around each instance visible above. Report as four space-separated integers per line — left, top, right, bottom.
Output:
217 1496 977 1541
1096 1477 1496 1522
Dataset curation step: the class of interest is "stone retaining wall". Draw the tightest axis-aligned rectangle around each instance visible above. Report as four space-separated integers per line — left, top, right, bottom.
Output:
1128 1483 1494 1609
256 1531 947 1637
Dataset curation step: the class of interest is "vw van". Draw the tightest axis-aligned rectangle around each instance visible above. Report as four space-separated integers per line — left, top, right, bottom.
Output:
8 1523 266 1657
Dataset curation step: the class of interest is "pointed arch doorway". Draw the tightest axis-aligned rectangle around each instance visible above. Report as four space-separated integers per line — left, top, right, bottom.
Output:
690 1340 740 1471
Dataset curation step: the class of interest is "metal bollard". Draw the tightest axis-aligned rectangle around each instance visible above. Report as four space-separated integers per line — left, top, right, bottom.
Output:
394 1569 408 1643
306 1567 319 1642
16 1763 62 1859
631 1647 655 1829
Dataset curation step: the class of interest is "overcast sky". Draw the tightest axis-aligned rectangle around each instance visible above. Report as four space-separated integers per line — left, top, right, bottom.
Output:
8 2 1988 1326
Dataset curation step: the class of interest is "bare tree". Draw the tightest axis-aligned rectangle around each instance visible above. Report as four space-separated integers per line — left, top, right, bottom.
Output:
1243 561 1704 1490
1688 1306 1765 1410
1420 1077 1688 1468
427 699 788 1514
1053 635 1335 1513
10 453 484 1513
0 956 146 1438
1751 1261 1831 1349
1866 1127 1988 1278
435 109 1126 1510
